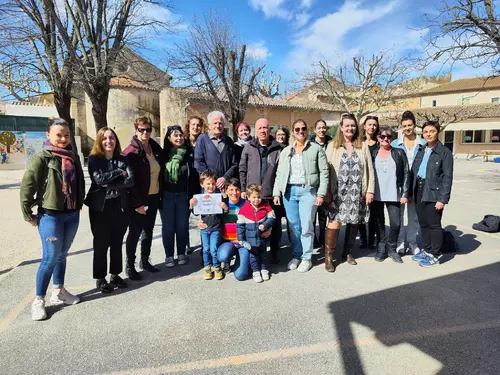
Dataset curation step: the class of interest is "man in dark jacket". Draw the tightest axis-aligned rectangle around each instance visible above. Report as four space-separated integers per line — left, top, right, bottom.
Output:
239 118 283 263
194 111 237 191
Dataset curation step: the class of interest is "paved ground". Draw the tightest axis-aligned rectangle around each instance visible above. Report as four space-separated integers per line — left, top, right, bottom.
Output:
1 159 500 375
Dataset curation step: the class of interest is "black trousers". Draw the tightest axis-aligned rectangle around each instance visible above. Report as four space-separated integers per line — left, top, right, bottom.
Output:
90 199 129 279
415 179 443 256
270 202 285 258
313 203 328 246
371 200 401 255
126 194 160 266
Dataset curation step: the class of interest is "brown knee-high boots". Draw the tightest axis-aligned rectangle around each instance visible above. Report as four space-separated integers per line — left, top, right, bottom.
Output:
324 228 339 272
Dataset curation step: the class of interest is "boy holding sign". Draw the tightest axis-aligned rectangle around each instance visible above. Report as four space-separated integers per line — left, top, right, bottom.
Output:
190 172 228 280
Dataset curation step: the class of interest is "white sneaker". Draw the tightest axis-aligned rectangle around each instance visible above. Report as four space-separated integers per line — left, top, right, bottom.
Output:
396 243 406 254
287 259 301 270
222 262 231 274
252 271 263 283
165 256 176 267
50 287 80 305
261 269 270 281
177 255 188 265
297 260 312 273
31 296 47 321
412 247 421 255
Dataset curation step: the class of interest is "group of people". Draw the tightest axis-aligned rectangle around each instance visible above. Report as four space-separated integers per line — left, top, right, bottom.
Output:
20 109 453 321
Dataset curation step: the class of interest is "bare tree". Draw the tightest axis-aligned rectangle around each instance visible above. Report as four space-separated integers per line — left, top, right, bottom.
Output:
167 10 279 134
424 0 500 73
0 0 80 149
305 52 414 122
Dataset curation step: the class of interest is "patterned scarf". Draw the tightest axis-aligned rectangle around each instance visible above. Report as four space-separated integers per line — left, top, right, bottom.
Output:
44 141 77 209
165 146 187 184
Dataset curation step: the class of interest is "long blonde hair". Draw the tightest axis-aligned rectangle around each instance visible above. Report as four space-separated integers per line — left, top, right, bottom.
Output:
332 113 363 149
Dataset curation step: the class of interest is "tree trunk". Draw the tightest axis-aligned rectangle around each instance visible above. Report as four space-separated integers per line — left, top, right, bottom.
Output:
53 87 78 154
90 90 110 131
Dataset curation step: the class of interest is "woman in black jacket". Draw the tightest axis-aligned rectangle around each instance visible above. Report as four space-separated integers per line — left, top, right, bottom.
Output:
160 125 199 268
370 127 410 263
411 121 453 268
85 128 134 293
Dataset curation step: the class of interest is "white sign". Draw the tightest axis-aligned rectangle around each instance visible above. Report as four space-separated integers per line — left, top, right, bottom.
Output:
192 193 223 215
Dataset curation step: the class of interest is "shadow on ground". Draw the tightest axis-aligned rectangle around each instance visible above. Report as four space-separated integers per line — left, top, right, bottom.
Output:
329 262 500 375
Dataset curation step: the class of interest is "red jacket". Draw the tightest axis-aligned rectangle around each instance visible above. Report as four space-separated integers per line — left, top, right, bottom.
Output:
236 200 275 247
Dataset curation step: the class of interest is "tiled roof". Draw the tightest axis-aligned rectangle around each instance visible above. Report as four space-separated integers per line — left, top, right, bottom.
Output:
110 76 158 91
421 76 500 95
169 87 341 112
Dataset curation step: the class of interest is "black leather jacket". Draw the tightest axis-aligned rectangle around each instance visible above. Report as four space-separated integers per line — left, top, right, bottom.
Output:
84 155 135 211
411 141 453 203
371 145 411 198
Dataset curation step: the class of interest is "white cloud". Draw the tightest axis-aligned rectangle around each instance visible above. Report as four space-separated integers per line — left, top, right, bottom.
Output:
248 0 291 20
295 12 311 28
247 41 272 61
300 0 314 9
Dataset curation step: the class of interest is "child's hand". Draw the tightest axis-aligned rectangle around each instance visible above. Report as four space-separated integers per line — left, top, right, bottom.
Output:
258 224 265 231
219 202 228 211
189 197 197 209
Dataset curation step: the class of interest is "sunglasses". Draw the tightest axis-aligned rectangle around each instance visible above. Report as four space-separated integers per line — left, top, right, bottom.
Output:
137 128 153 133
294 126 307 133
378 134 392 140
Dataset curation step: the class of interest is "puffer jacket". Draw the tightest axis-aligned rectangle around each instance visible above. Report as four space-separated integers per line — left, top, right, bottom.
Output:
411 141 453 203
239 137 282 199
20 149 85 221
123 136 163 209
370 145 411 199
272 141 329 198
84 155 135 211
236 200 275 247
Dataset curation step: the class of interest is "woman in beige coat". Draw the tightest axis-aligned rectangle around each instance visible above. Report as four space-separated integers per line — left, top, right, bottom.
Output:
324 114 375 272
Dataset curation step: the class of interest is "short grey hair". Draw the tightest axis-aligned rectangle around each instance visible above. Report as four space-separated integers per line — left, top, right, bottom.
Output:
207 111 226 124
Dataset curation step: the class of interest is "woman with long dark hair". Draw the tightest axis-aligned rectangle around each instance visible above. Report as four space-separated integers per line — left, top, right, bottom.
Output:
160 125 198 267
324 114 374 272
411 121 453 267
21 118 85 320
85 127 134 293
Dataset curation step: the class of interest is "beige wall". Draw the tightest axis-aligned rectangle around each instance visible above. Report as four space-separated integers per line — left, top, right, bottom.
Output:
421 89 500 107
440 128 500 155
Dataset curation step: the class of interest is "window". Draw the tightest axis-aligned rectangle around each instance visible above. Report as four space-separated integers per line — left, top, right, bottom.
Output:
491 130 500 143
432 100 437 107
491 97 499 103
463 130 485 143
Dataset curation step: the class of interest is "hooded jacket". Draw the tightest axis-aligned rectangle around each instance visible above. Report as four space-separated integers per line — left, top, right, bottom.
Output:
236 200 275 247
239 137 282 199
123 136 163 209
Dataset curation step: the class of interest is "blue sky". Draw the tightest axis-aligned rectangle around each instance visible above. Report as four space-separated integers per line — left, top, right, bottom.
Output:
0 0 492 100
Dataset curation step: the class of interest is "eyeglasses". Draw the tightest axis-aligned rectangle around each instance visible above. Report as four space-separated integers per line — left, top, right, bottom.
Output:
137 128 152 133
378 134 391 140
294 126 307 133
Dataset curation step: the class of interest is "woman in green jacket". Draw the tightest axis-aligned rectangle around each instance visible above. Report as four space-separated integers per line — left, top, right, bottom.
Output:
20 119 85 321
273 119 329 273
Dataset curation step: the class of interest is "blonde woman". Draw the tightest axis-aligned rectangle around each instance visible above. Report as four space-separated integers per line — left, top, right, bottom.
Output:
324 114 375 272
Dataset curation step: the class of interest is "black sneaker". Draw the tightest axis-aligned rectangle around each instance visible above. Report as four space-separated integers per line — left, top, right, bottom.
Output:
110 274 127 288
96 279 113 293
140 259 159 273
126 266 142 281
388 253 403 264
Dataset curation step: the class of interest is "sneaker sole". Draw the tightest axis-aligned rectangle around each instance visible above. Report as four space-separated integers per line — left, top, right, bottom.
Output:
50 298 80 305
32 313 47 321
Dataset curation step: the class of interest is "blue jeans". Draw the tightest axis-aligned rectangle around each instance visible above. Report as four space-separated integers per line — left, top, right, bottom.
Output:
36 211 80 297
201 230 222 267
283 185 318 261
397 200 420 251
249 245 268 272
159 191 189 258
217 242 250 281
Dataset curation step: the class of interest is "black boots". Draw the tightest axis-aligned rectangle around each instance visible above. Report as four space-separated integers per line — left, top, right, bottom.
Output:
140 258 159 273
342 224 358 265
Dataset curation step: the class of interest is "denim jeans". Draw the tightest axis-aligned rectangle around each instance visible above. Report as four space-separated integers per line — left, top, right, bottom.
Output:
249 245 268 272
217 242 250 281
397 200 420 251
159 191 189 259
36 210 80 296
201 230 222 267
283 185 318 261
